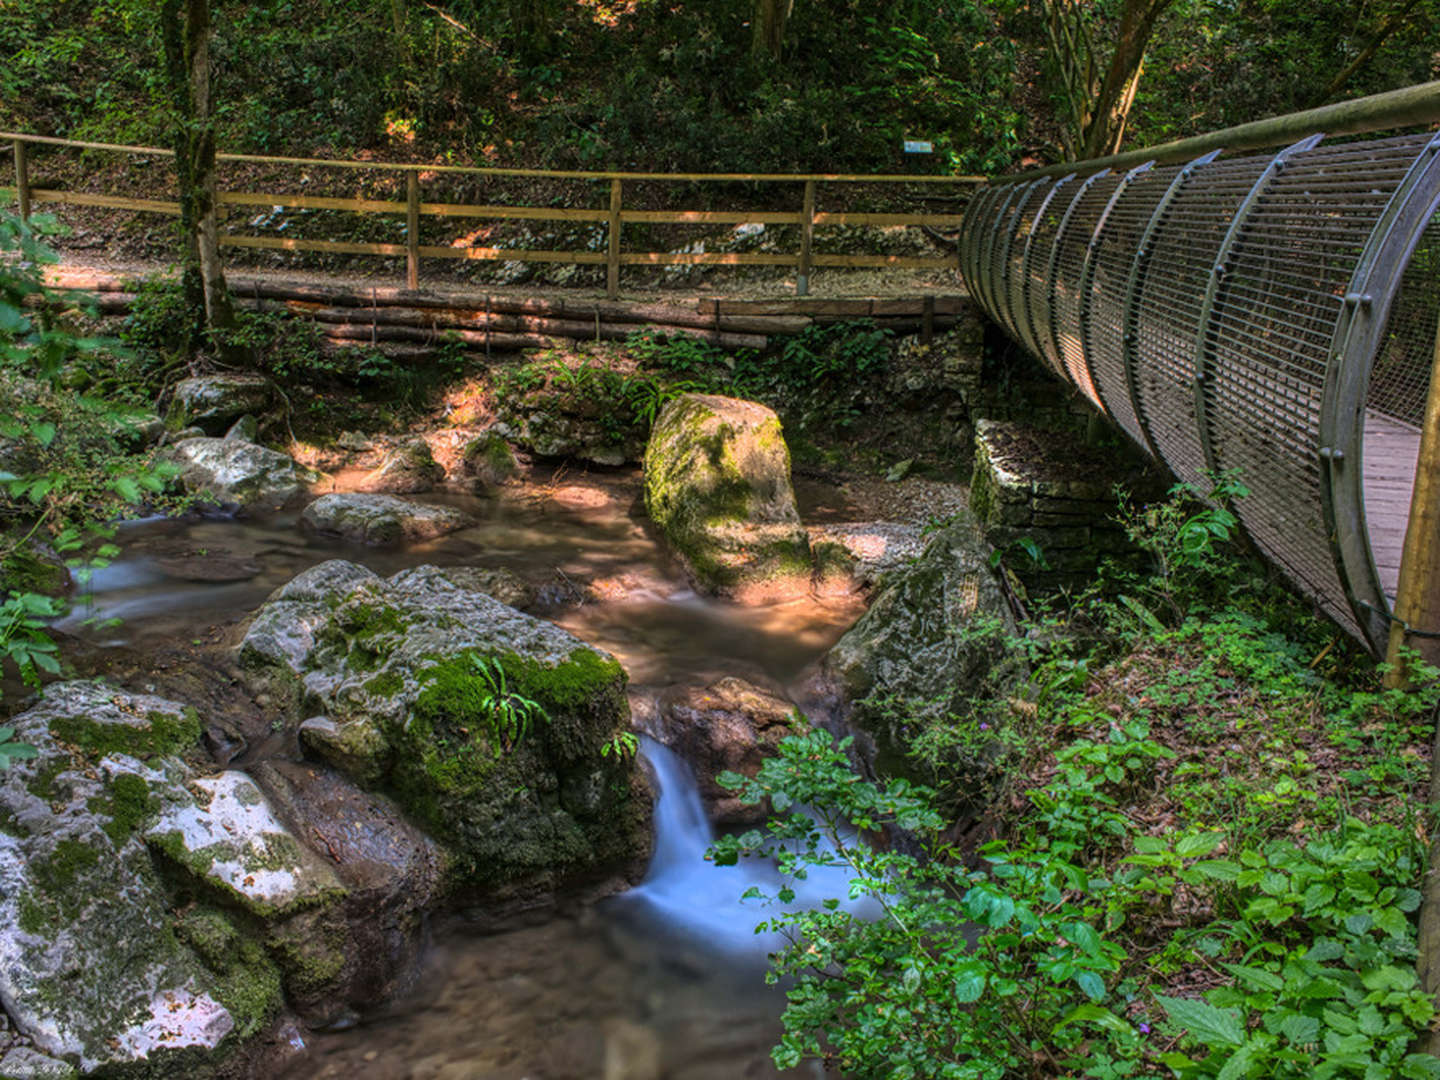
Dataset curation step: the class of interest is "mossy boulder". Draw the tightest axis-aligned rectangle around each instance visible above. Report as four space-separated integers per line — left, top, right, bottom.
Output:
300 492 476 546
239 561 651 900
0 683 282 1077
642 394 811 597
461 431 522 488
822 511 1025 779
357 438 444 494
158 438 315 512
169 376 273 437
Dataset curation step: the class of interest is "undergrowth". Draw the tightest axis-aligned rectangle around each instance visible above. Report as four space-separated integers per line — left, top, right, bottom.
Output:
713 474 1440 1079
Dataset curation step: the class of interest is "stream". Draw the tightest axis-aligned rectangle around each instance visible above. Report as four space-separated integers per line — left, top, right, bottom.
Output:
61 466 870 1079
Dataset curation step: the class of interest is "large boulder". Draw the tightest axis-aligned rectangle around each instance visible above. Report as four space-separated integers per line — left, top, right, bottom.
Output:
461 431 522 488
158 438 314 511
822 511 1023 778
0 683 281 1077
642 394 811 597
357 439 444 495
300 493 475 546
636 677 802 826
169 376 274 436
239 561 651 900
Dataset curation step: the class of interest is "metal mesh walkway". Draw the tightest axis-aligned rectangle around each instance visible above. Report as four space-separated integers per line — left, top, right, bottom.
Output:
960 131 1440 655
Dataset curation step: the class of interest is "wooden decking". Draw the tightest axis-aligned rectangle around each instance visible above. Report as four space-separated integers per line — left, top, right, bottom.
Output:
1364 411 1422 602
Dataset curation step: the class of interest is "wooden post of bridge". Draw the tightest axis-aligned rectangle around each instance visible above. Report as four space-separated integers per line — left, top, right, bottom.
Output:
797 179 815 297
1383 306 1440 688
12 139 30 222
405 170 420 291
607 178 622 300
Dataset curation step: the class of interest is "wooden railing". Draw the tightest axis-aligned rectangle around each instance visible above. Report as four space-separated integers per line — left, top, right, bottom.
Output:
1 132 982 298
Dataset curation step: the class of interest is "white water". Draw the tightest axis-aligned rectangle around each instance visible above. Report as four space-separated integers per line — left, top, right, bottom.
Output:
615 736 875 956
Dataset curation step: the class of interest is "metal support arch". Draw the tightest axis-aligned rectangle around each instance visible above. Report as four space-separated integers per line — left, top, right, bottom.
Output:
1016 175 1073 360
1119 150 1223 465
1078 161 1154 419
1192 135 1324 488
1321 132 1440 652
978 184 1025 328
995 180 1048 342
1041 170 1111 383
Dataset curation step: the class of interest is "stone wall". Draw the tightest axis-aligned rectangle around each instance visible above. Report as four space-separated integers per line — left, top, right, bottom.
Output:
886 316 1093 473
969 419 1168 592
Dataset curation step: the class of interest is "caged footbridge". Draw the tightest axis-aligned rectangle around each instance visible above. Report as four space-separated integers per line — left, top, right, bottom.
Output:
958 82 1440 667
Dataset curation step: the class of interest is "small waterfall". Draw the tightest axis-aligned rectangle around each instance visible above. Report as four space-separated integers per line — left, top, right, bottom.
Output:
615 736 872 956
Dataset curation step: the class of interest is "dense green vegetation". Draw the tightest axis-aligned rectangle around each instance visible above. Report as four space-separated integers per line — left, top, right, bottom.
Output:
714 478 1440 1077
2 0 1436 174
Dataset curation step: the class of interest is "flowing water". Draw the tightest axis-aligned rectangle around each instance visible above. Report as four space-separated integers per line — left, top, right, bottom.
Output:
62 468 870 1079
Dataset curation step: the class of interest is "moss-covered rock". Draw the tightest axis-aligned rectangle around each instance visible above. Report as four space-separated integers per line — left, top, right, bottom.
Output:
240 562 651 899
169 376 274 437
300 492 476 546
822 511 1024 779
157 437 315 512
357 438 444 494
0 684 282 1077
642 393 811 597
461 431 522 488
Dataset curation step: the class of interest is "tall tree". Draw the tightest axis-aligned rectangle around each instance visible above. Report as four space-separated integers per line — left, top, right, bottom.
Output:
159 0 233 337
752 0 795 60
1040 0 1177 160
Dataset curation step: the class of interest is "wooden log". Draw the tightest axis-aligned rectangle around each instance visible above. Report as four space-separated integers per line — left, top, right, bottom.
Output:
620 210 801 225
315 315 765 351
418 244 608 265
406 172 420 290
809 253 955 269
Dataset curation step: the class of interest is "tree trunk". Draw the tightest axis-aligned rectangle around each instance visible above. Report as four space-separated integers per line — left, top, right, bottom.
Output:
751 0 794 60
1079 0 1172 159
160 0 232 338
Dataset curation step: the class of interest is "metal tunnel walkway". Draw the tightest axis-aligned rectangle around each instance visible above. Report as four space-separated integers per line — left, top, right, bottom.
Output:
959 129 1440 656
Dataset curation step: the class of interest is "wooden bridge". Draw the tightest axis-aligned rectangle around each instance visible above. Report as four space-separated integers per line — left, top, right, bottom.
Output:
8 83 1440 669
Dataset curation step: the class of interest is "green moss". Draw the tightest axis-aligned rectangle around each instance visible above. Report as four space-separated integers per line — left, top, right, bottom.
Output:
317 599 408 672
266 910 347 997
26 758 69 802
969 445 996 523
48 707 201 761
88 772 158 844
18 838 103 933
0 544 69 597
176 908 242 971
362 670 404 699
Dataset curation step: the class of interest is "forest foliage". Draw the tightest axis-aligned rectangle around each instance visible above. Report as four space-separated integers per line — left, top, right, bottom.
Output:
1 0 1437 176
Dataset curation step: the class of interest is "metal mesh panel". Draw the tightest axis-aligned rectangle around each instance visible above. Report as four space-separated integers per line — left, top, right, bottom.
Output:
1364 208 1440 605
1205 138 1423 638
1053 172 1125 408
1086 165 1181 445
1134 157 1267 492
1023 176 1079 379
1005 181 1052 355
962 131 1440 653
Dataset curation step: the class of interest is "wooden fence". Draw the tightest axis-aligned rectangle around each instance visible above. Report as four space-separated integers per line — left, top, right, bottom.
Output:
1 132 982 299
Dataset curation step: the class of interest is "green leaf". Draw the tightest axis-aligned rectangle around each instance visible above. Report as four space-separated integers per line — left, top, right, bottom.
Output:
1075 970 1106 1002
1176 832 1226 859
1065 920 1103 958
1190 859 1242 882
1055 1004 1134 1035
1279 1013 1319 1045
1157 994 1246 1049
953 963 986 1004
1222 964 1284 993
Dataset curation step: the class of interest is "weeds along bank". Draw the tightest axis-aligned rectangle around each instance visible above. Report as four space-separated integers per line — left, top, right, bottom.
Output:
719 476 1440 1078
6 211 1440 1078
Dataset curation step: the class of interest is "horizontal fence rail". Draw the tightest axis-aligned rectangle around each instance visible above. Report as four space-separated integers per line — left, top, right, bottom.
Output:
961 124 1440 656
0 132 981 298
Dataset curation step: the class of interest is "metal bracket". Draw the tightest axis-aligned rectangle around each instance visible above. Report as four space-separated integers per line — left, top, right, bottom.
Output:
994 180 1047 342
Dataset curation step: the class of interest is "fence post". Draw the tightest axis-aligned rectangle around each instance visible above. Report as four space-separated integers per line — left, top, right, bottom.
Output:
607 178 622 300
1383 309 1440 686
796 180 816 297
13 139 30 222
406 170 420 291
